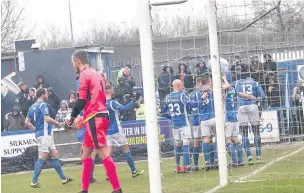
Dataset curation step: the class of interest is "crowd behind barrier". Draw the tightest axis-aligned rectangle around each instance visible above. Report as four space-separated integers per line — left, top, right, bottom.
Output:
1 54 303 173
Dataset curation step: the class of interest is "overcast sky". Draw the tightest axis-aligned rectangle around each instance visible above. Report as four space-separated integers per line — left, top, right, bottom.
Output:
19 0 253 41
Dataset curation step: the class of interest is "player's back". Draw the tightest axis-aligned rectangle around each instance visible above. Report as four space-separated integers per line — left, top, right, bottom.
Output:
79 67 107 121
106 99 121 135
28 101 53 138
189 90 200 126
235 78 265 106
225 87 237 122
164 91 189 128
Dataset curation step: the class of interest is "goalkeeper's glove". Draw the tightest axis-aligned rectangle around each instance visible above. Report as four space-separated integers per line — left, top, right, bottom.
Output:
65 117 75 130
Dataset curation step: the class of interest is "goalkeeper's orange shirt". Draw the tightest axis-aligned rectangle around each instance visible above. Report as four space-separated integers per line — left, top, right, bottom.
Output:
77 67 108 123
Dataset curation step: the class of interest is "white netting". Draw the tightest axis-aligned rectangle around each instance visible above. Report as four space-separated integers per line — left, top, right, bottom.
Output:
147 0 304 192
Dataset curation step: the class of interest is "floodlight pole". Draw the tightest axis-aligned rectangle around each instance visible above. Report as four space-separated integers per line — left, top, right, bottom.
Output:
207 0 228 187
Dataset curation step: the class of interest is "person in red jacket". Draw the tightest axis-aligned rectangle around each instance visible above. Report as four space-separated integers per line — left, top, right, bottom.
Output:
67 50 122 193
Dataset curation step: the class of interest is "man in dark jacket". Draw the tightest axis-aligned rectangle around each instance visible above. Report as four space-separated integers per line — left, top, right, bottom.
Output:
119 65 136 94
158 65 174 107
33 75 50 89
46 87 60 119
5 106 26 131
266 78 281 108
174 62 194 92
114 77 139 121
16 83 31 116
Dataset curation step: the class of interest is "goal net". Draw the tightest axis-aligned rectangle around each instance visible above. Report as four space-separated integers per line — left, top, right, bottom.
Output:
139 0 304 192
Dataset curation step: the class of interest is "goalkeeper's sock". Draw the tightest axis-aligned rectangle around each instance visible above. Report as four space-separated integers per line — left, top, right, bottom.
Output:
254 135 262 158
103 156 120 191
202 143 210 164
125 152 136 173
175 146 182 166
81 158 93 191
242 137 252 158
236 142 244 164
182 145 190 166
228 143 237 164
32 159 45 183
91 158 95 180
193 146 200 167
52 158 66 180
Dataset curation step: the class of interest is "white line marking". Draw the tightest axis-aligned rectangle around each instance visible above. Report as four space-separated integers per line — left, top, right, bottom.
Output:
205 145 304 193
233 146 304 183
234 177 304 183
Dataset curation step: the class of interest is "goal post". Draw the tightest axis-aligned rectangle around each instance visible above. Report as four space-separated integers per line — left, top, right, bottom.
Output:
207 0 228 187
137 1 163 193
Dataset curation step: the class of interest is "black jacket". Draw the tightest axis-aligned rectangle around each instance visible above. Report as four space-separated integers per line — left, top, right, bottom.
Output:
158 66 174 95
16 89 30 113
174 63 194 92
33 75 50 89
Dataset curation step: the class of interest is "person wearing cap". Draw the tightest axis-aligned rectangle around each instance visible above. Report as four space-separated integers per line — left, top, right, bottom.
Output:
16 83 31 116
33 75 50 89
5 106 26 131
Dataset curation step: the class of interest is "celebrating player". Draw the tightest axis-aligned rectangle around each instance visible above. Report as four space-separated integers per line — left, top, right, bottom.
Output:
189 77 203 171
225 86 244 167
67 50 122 193
25 88 75 188
234 73 265 165
162 79 194 173
105 84 144 177
194 72 230 170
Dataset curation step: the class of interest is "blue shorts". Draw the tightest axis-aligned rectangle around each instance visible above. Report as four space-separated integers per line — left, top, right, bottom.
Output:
77 128 86 143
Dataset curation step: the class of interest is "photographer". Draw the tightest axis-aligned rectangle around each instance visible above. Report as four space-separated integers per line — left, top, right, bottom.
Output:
266 78 281 108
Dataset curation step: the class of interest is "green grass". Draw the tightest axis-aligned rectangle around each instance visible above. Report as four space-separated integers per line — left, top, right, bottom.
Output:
2 143 304 193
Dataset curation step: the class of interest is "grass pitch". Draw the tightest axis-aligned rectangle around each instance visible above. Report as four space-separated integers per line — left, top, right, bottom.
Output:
2 142 304 193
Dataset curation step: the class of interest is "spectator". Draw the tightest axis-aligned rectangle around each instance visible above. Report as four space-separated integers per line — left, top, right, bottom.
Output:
55 100 72 123
196 60 209 78
29 88 37 107
249 55 264 84
231 55 250 81
263 53 278 82
115 77 132 104
157 65 174 107
5 106 26 131
120 65 136 94
33 75 50 89
67 90 77 109
292 80 304 135
16 83 31 116
174 62 193 92
1 93 5 132
292 80 304 105
47 87 60 118
114 77 139 121
266 78 281 108
136 99 145 120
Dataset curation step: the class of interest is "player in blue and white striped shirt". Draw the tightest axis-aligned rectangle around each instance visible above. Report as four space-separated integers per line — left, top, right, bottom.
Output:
105 84 144 178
